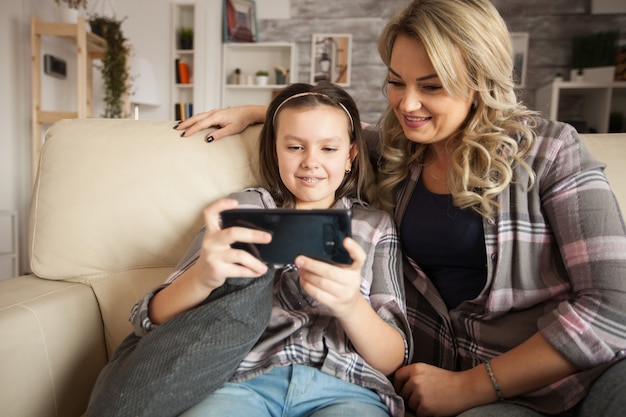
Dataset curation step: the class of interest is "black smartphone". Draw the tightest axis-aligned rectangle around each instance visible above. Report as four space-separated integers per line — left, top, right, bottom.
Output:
220 208 352 265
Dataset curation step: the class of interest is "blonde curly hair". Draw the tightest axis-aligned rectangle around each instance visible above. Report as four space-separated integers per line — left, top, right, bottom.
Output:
376 0 537 219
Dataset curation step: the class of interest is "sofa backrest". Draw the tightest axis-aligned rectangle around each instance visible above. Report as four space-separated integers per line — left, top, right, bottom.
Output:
28 120 625 356
580 133 626 216
30 119 262 354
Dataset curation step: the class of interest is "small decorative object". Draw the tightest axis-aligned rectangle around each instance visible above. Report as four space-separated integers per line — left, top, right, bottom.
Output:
228 68 241 85
275 66 289 85
255 70 269 86
310 34 352 86
554 72 563 82
54 0 87 23
575 68 585 82
89 14 131 118
510 32 529 88
178 27 193 50
223 0 257 43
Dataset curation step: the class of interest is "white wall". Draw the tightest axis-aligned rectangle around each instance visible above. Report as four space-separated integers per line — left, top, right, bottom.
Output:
0 0 224 276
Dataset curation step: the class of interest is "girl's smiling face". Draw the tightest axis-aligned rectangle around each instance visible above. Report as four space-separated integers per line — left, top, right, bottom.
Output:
274 106 355 209
387 33 474 147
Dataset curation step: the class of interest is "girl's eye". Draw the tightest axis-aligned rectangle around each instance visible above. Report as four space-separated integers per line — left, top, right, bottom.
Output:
322 147 338 152
287 145 303 151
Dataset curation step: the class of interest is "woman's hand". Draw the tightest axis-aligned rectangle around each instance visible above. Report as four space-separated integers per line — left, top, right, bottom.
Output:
394 363 482 417
294 237 366 318
175 105 268 140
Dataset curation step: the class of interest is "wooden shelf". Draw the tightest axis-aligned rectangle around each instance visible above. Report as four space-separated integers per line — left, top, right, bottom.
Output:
30 15 106 183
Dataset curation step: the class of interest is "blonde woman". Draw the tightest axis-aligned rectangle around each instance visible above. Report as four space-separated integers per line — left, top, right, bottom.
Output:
176 1 626 416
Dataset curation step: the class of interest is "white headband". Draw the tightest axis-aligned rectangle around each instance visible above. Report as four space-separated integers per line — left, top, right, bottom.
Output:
272 92 355 132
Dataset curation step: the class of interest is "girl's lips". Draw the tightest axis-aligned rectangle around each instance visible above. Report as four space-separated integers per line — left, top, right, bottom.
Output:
297 176 323 184
403 114 431 128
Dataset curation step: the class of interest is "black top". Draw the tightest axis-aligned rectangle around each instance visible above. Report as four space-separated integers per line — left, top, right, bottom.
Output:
400 175 487 309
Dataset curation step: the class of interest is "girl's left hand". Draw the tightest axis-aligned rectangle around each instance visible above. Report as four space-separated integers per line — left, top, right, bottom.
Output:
294 237 365 319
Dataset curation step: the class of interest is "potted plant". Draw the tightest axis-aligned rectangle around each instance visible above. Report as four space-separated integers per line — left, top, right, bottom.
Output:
89 14 131 118
178 27 193 50
571 31 619 82
54 0 87 22
255 70 269 86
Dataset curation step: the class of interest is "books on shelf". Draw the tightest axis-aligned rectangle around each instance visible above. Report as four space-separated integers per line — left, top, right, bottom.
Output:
174 102 193 121
175 59 191 84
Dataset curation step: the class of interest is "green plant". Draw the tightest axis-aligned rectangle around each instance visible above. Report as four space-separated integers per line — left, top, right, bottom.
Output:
89 15 131 118
178 27 193 49
572 31 619 70
255 70 269 76
54 0 87 9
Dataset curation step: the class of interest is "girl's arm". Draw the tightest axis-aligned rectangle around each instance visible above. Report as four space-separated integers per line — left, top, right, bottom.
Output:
149 198 271 325
295 237 406 375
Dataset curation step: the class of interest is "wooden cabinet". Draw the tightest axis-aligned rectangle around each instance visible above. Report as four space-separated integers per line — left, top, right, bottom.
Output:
222 42 296 108
30 15 107 181
535 80 626 133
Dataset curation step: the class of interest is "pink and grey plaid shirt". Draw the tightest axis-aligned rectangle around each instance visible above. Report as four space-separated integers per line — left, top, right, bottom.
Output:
394 119 626 414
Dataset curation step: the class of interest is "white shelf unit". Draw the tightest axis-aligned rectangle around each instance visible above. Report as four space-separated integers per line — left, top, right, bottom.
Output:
0 211 18 279
535 80 626 133
170 2 199 119
222 42 296 108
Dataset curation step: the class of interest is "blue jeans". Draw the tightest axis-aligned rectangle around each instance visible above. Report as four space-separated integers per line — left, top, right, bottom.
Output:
179 364 391 417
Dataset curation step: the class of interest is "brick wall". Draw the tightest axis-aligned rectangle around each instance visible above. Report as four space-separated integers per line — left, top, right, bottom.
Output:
256 0 626 123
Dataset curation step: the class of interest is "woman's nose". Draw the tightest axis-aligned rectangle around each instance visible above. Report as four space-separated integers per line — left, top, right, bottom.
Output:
399 88 423 112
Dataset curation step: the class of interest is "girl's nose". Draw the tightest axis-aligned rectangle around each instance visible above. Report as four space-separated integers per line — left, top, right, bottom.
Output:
301 150 320 169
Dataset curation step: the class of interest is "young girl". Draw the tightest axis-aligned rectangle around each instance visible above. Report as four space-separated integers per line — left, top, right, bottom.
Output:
130 83 410 417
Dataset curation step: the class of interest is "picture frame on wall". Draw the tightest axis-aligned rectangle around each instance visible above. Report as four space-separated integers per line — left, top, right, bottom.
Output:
223 0 257 43
511 32 529 88
310 34 352 87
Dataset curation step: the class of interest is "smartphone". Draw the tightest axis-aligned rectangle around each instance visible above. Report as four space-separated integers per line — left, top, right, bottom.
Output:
220 208 352 265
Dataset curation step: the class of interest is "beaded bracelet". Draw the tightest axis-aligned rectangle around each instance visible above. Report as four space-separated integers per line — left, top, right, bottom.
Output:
484 360 505 402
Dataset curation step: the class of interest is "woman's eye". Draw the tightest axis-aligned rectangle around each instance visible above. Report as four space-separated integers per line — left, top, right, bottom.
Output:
422 84 443 92
387 79 403 87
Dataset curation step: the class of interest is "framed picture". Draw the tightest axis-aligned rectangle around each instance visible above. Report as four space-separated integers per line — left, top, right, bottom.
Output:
511 32 529 88
310 34 352 86
223 0 257 43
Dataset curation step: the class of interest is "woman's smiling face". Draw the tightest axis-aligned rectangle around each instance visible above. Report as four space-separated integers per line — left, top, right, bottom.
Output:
386 33 474 146
274 106 355 210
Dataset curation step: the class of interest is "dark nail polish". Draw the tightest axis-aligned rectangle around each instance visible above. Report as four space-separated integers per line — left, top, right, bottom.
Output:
205 135 214 143
173 122 181 129
180 131 186 138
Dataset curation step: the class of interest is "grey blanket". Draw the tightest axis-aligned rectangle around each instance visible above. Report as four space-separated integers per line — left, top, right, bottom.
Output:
86 271 274 417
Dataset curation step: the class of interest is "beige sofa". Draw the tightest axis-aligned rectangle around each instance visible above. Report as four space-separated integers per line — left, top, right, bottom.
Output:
0 118 624 417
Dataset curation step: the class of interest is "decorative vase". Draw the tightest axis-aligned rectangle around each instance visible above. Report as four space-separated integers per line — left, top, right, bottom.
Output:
58 5 79 23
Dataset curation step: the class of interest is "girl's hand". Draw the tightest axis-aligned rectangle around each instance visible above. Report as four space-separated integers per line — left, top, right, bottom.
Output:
294 237 366 318
175 105 267 140
394 363 479 417
192 198 271 291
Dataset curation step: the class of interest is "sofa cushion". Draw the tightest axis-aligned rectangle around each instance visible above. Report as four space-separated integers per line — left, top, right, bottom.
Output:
30 119 262 280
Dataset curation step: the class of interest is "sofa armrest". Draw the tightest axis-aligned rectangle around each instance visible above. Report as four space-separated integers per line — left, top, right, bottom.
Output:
0 276 107 417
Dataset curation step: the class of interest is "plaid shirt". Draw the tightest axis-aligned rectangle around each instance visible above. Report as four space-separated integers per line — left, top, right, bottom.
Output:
131 189 411 416
396 119 626 414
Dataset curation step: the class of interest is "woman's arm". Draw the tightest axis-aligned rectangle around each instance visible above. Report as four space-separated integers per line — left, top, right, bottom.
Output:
175 105 268 140
395 332 577 415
